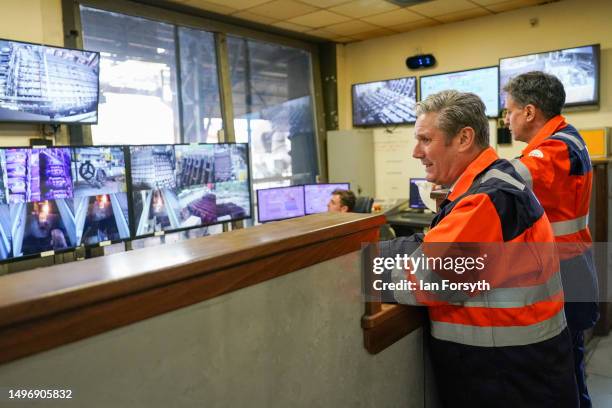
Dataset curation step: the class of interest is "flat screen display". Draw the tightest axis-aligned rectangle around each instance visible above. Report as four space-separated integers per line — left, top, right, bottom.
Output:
1 147 78 259
257 186 305 223
420 66 499 117
352 77 417 127
304 183 350 215
0 38 100 124
409 178 427 210
129 143 251 237
72 146 130 246
499 44 599 110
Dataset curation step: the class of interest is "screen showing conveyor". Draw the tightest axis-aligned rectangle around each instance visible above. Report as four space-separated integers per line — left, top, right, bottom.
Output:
129 143 251 237
0 38 100 124
352 77 417 127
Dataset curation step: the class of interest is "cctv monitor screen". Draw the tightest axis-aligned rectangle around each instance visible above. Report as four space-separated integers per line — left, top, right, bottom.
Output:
0 38 100 124
2 147 78 259
420 66 499 117
352 77 417 127
129 143 251 237
409 178 427 210
304 183 350 215
257 186 305 223
72 146 130 246
5 147 73 203
499 44 599 110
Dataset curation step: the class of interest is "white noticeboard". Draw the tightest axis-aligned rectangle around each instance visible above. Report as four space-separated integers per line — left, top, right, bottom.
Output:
373 128 424 199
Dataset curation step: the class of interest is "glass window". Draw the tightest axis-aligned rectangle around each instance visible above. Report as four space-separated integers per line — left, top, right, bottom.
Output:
228 37 318 192
177 27 223 143
80 6 180 145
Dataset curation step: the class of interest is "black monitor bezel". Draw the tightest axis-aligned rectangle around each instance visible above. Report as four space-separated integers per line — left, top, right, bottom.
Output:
498 43 600 112
127 142 252 239
256 184 306 223
351 76 418 128
419 65 500 119
0 37 101 125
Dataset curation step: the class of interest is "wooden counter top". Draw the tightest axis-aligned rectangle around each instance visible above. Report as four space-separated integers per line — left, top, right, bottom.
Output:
0 212 385 364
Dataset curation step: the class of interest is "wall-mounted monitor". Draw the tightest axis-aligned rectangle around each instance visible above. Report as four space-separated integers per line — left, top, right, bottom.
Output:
352 77 417 127
257 185 305 223
71 146 130 247
499 44 599 110
0 38 100 124
420 66 499 118
129 143 251 238
304 183 350 215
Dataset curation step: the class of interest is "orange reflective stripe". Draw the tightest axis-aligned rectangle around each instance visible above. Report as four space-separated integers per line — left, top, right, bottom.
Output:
428 291 564 327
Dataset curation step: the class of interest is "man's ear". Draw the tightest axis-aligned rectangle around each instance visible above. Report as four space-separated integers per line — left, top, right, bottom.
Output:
340 206 349 213
524 104 537 122
457 126 476 152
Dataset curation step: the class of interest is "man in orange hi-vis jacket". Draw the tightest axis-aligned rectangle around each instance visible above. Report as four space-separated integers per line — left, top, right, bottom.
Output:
379 90 578 407
505 71 599 408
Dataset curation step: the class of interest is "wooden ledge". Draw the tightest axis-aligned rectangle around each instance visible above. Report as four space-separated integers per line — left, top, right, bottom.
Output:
362 304 425 354
0 212 385 364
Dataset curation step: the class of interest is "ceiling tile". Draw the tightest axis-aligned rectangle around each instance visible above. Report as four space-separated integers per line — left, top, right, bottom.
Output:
231 10 278 24
435 7 492 23
245 0 318 21
272 21 313 32
334 36 356 43
287 10 352 27
306 28 339 39
180 0 238 14
324 20 380 35
485 0 543 13
361 8 424 26
389 18 439 32
469 0 516 5
297 0 352 8
329 0 399 18
350 27 396 40
201 0 271 11
408 0 477 17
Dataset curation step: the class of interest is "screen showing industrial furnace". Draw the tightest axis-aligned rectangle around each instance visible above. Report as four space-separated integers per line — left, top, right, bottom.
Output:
71 146 129 246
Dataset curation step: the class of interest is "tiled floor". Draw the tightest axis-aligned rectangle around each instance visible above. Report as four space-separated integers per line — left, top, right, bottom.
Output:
586 334 612 407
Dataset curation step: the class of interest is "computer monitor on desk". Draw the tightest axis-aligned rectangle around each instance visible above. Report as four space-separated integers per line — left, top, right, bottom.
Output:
304 183 350 215
409 178 427 211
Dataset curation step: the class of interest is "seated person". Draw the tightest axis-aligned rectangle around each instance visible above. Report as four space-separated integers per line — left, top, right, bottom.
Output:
327 189 356 213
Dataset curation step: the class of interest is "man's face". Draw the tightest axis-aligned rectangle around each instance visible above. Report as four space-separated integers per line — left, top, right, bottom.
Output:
504 95 530 143
327 194 347 213
413 112 462 186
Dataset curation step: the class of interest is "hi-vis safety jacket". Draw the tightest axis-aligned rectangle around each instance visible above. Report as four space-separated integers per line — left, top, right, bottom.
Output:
511 115 592 256
393 147 566 347
511 115 598 330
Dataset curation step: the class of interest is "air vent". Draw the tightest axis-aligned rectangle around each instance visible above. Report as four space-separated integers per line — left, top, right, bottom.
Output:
385 0 434 7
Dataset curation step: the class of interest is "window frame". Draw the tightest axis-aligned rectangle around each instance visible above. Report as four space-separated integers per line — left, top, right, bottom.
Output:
61 0 326 181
